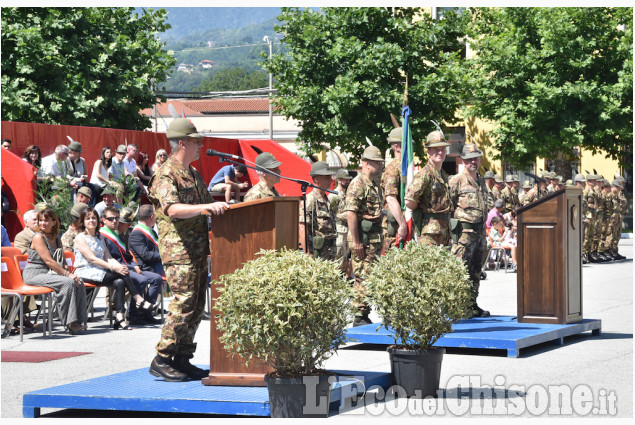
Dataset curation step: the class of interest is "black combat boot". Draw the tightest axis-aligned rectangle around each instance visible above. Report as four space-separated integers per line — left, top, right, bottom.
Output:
614 251 626 260
352 315 373 327
597 251 611 262
173 355 210 380
149 355 190 382
582 253 589 264
473 304 490 318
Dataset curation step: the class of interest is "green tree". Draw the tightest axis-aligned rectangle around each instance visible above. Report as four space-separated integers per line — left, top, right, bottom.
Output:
466 7 633 169
195 67 268 91
264 7 470 159
1 7 176 130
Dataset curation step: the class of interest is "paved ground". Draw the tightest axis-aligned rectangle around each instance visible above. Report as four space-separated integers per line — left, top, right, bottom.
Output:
1 240 632 419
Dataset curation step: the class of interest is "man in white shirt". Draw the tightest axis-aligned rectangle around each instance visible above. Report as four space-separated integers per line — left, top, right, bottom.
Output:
40 145 70 179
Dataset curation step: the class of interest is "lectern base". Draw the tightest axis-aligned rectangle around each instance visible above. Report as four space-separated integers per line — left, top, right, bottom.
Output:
202 373 267 387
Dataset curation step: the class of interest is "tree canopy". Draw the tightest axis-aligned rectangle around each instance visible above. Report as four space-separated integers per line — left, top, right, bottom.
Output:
194 67 268 92
1 7 176 130
466 7 633 168
265 7 470 160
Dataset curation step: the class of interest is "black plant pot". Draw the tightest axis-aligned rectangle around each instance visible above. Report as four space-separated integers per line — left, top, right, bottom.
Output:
265 374 333 418
388 347 445 398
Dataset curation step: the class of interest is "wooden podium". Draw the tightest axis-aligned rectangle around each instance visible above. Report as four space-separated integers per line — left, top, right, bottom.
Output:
516 187 583 324
202 197 300 387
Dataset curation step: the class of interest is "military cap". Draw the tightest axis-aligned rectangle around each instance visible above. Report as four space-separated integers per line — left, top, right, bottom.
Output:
565 179 573 186
505 175 515 183
574 173 586 183
425 131 449 148
603 179 610 186
522 180 533 190
68 141 82 152
34 202 48 212
101 186 116 196
116 144 127 154
310 161 335 176
361 146 384 162
255 152 282 170
585 173 597 181
119 207 135 224
556 175 563 183
387 127 402 144
166 118 203 140
483 170 495 179
494 174 504 183
71 202 89 219
512 174 520 182
612 179 622 187
335 168 352 180
460 143 483 159
77 186 92 198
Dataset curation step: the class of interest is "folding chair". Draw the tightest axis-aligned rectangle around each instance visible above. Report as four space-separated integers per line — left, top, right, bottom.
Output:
1 257 53 338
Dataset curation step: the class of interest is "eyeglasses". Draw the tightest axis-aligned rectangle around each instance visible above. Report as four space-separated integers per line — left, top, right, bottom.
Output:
104 216 120 222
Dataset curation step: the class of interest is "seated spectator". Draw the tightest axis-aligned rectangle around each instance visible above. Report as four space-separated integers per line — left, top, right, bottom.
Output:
1 139 11 150
22 208 87 335
490 216 517 271
61 202 89 252
90 147 114 200
94 187 122 218
100 206 161 326
21 145 42 178
151 149 168 175
486 198 506 229
40 145 70 181
122 144 144 200
73 207 152 330
76 187 92 206
13 210 40 254
136 151 152 185
66 140 98 206
208 164 249 203
1 224 10 247
129 205 164 276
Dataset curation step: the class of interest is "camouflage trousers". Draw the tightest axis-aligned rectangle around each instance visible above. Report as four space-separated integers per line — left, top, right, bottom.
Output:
451 230 487 304
583 218 595 254
417 232 451 247
156 257 208 359
335 231 350 273
349 237 382 316
593 215 605 252
605 215 621 252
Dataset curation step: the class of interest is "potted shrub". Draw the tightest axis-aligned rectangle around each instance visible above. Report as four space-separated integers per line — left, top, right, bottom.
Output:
366 242 472 398
214 248 354 417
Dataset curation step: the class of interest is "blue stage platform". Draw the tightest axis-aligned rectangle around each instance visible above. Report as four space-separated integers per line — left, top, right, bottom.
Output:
23 367 390 418
345 315 601 358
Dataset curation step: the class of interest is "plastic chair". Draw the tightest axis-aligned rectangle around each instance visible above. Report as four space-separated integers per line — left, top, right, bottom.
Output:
14 254 29 275
1 257 53 338
1 246 22 260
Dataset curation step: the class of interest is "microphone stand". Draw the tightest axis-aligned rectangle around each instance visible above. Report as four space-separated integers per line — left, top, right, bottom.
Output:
209 153 337 254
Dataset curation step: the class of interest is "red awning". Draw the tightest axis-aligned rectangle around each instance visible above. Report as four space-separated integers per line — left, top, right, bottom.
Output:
1 149 37 239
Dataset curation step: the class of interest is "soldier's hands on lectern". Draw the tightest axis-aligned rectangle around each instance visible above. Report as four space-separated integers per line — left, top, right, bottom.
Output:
202 202 230 215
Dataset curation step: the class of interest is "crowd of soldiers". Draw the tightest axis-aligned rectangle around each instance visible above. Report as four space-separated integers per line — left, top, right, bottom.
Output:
296 127 628 327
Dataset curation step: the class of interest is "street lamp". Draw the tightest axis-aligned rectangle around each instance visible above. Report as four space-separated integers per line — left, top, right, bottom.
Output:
263 36 274 140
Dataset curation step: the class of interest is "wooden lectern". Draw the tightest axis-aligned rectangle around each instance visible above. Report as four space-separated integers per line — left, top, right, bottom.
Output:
202 197 300 387
516 187 583 324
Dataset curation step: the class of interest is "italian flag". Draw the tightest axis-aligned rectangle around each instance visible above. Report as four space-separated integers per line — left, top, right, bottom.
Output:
400 104 414 246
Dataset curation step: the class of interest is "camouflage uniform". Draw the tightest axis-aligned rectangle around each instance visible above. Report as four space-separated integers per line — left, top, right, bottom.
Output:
381 158 402 251
491 186 502 203
346 172 383 316
582 185 598 255
329 191 349 269
300 189 337 260
404 160 452 246
612 190 627 252
449 170 488 304
148 156 212 360
592 186 605 253
604 190 620 253
61 226 80 252
243 180 279 202
499 186 513 215
598 189 613 254
485 186 496 212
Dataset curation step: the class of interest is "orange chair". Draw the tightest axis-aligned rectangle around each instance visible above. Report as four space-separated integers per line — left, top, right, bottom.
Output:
1 246 22 260
14 254 29 275
1 256 54 338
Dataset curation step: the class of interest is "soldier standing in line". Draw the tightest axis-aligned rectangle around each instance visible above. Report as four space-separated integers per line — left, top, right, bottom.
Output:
404 130 452 246
346 146 384 327
243 152 282 201
573 174 590 263
592 177 610 262
381 127 408 252
449 143 490 318
582 173 601 263
604 179 624 260
329 168 353 276
500 175 519 215
491 175 504 201
299 161 337 261
545 171 557 193
147 118 229 382
483 170 496 212
598 179 614 261
518 180 533 205
610 177 627 260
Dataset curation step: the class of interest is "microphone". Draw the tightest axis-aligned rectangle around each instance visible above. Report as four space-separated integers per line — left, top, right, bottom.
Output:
206 149 241 160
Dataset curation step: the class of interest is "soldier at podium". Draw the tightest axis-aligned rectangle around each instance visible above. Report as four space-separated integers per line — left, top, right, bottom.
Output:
147 118 229 382
299 161 337 260
449 143 490 318
243 152 282 202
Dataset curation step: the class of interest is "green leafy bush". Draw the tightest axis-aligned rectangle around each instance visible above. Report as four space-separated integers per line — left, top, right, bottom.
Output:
214 248 354 377
366 243 472 350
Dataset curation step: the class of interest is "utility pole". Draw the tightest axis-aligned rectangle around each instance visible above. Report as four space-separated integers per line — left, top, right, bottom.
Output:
264 36 274 140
